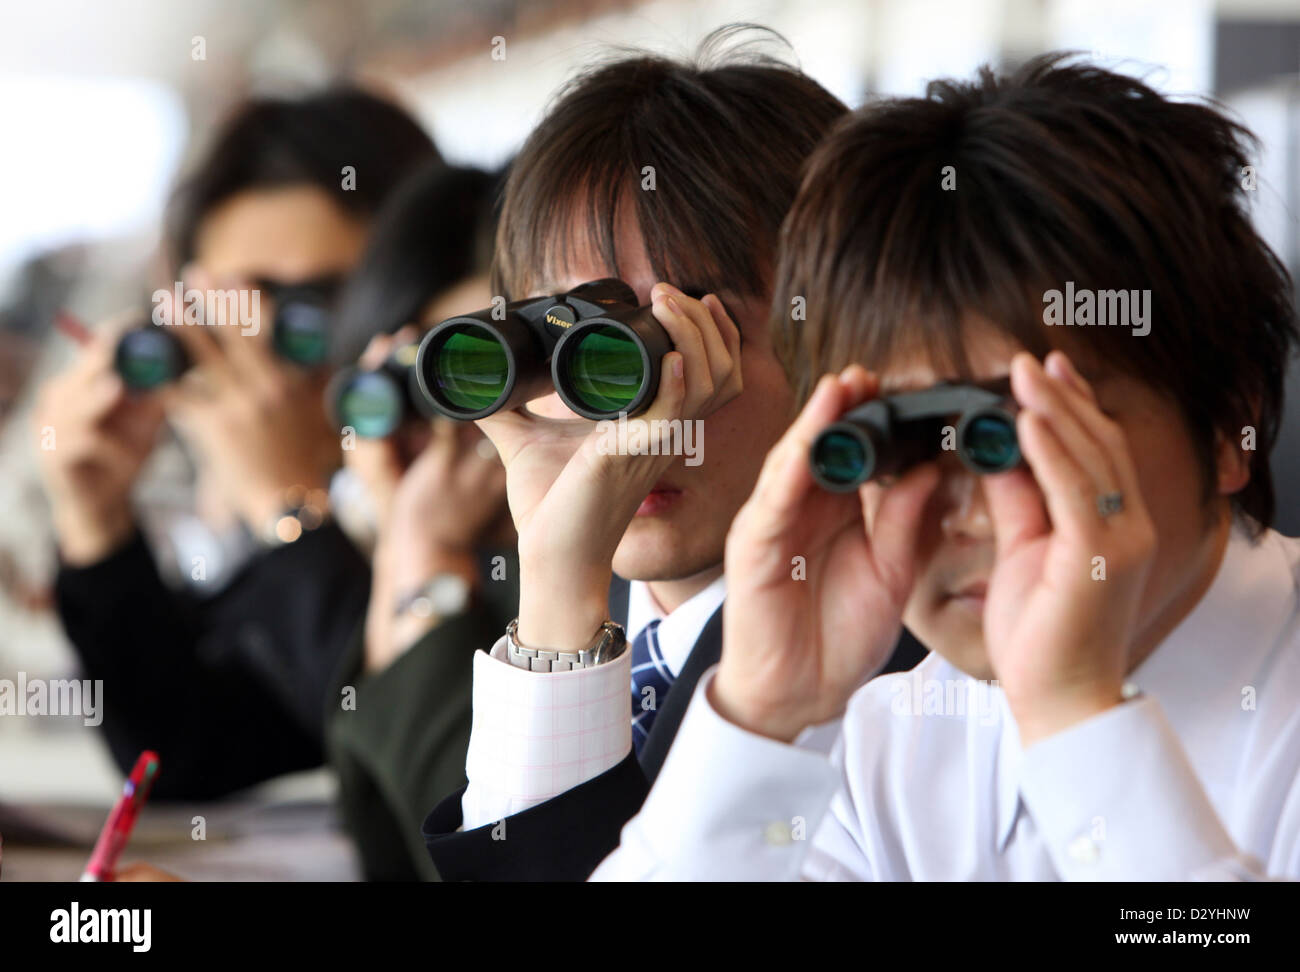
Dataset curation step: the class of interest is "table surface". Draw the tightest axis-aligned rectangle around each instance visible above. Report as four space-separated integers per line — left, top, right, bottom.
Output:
1 794 362 881
0 729 362 881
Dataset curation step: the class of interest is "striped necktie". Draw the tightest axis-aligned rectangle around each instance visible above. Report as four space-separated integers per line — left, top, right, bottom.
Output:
629 619 672 756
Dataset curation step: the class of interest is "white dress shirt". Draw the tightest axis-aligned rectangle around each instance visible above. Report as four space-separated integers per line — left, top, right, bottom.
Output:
459 575 727 830
591 522 1300 880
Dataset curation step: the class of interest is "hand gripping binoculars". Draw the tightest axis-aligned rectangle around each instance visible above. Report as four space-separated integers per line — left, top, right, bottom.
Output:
328 341 433 439
809 378 1022 491
114 281 336 391
414 278 671 421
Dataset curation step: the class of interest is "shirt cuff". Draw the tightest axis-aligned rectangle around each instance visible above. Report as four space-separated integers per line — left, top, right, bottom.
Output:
1018 695 1242 880
460 637 632 830
591 667 839 881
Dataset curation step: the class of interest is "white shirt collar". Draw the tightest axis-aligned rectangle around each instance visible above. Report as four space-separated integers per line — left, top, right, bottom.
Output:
994 518 1293 852
626 574 727 678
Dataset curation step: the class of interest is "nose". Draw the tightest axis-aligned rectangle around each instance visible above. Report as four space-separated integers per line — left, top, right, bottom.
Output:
938 463 993 542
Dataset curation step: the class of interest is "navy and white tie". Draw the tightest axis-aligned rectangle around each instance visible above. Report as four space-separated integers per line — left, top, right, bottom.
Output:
630 619 672 756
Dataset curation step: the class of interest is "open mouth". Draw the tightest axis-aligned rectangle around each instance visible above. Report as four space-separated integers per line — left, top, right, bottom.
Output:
946 580 988 608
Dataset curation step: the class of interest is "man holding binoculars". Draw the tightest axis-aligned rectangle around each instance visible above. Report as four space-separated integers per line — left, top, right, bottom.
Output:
36 89 437 798
592 55 1300 881
416 28 917 880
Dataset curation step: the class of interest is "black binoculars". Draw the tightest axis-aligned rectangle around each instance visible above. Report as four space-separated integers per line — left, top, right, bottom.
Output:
413 278 671 421
114 281 337 391
809 379 1022 491
328 342 432 439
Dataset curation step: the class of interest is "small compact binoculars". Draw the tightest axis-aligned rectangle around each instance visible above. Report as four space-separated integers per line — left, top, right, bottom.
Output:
329 342 432 439
810 379 1022 491
414 278 671 421
114 282 336 391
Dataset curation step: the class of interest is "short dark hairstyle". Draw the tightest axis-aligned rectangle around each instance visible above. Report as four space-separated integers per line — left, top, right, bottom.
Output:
165 87 439 271
493 24 848 302
773 53 1298 530
330 161 503 365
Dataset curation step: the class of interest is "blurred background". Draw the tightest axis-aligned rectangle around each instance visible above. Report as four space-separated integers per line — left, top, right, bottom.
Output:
0 0 1297 805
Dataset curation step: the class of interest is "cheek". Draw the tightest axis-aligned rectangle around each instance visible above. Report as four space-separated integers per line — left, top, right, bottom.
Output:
701 354 792 466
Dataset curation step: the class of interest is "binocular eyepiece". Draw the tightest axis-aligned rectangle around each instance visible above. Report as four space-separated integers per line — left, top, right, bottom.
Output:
414 278 671 421
114 284 335 391
810 380 1021 491
328 342 432 439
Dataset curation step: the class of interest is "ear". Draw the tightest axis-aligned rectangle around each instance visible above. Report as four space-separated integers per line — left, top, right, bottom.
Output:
1213 424 1252 497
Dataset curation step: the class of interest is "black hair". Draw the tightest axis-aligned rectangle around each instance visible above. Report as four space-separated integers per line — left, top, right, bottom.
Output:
774 53 1299 531
329 161 503 365
164 87 439 271
493 24 848 302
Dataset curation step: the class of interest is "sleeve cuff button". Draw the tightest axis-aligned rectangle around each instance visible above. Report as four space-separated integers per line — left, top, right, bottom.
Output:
763 821 793 846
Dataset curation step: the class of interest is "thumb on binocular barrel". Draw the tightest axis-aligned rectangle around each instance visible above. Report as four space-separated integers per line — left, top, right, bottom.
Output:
644 350 686 420
982 455 1049 556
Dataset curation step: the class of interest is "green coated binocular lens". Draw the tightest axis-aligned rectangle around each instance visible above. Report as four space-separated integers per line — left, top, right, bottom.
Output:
810 429 873 490
414 279 671 421
810 380 1021 492
430 324 512 414
336 371 404 439
960 412 1019 472
561 324 646 415
273 300 330 366
328 342 431 440
114 329 188 391
115 281 337 391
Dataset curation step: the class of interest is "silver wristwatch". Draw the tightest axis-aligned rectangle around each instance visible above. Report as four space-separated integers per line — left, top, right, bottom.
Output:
393 573 472 621
505 618 627 672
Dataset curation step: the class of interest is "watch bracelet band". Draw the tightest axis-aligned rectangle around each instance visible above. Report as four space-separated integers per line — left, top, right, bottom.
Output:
505 617 627 672
392 572 472 621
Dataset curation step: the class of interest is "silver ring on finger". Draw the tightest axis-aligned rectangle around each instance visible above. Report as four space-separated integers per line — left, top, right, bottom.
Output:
1096 490 1124 519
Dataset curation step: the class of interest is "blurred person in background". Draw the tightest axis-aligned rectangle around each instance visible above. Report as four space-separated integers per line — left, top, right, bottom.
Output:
323 161 516 881
106 162 516 882
34 88 436 798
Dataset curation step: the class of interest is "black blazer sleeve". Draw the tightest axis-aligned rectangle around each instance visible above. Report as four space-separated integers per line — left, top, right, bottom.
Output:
326 602 507 881
423 751 649 882
53 523 370 799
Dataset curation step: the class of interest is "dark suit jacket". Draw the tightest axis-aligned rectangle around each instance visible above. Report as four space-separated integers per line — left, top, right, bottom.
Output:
54 524 370 799
325 549 518 881
422 577 927 881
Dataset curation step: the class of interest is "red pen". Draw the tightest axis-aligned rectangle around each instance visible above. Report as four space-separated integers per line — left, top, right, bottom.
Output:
54 310 95 347
81 750 160 882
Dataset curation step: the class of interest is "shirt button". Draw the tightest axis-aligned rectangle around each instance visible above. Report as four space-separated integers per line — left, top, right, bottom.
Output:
1121 682 1141 700
763 821 793 846
1068 835 1101 865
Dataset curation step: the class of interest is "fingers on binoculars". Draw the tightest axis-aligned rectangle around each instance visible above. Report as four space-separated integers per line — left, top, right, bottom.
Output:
1040 351 1140 503
168 315 233 384
754 372 853 518
865 459 941 595
1010 353 1140 536
651 284 740 411
83 371 128 423
70 309 138 386
982 457 1048 560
